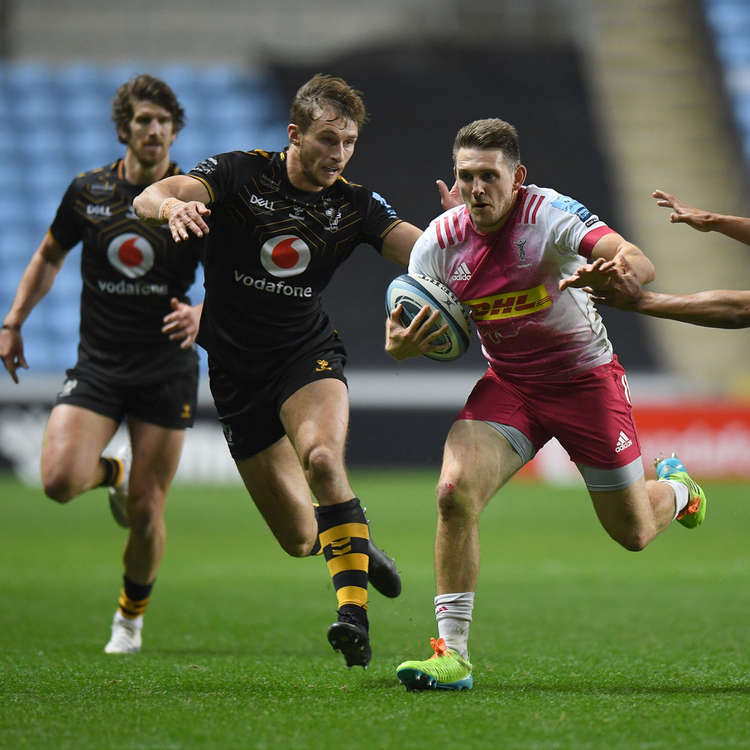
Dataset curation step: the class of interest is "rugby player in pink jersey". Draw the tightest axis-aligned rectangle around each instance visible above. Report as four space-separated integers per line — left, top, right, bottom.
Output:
386 118 707 691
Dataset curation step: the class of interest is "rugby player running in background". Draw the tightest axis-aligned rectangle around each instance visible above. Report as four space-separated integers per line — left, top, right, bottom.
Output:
562 189 750 327
0 75 203 655
386 119 707 691
133 74 414 668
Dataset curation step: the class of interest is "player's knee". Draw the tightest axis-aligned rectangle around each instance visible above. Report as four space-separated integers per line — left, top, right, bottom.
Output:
612 528 651 552
436 478 474 520
41 470 77 503
279 534 314 558
127 497 165 537
304 444 339 484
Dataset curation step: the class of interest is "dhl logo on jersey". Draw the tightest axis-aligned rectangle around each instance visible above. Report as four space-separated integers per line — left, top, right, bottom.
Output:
467 284 552 321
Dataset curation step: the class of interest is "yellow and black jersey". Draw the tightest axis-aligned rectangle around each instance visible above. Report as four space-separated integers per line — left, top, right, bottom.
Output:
188 149 403 380
49 159 201 384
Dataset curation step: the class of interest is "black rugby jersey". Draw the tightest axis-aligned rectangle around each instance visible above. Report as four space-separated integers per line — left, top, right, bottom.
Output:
49 159 201 384
188 149 403 378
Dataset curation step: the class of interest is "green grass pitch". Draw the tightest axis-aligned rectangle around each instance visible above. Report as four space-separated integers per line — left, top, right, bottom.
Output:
1 470 749 749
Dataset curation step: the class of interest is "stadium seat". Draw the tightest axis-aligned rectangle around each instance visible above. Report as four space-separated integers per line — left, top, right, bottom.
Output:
705 3 750 35
0 61 283 373
716 34 750 66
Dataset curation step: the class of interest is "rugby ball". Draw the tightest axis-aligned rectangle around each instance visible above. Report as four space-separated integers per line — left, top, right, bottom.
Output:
385 273 471 361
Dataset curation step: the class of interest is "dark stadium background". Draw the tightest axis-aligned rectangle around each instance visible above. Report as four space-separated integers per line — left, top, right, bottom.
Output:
1 1 749 473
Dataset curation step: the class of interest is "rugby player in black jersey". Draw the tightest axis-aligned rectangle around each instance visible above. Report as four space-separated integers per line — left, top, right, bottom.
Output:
134 74 421 668
0 75 203 655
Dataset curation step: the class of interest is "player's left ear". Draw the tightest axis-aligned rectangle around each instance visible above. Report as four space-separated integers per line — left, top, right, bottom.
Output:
513 164 527 189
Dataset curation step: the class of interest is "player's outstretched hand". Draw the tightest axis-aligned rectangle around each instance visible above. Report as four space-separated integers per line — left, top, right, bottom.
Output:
560 257 644 310
436 179 461 211
588 263 644 310
165 200 212 242
385 303 449 360
559 257 617 292
162 298 201 348
652 190 711 232
0 327 28 383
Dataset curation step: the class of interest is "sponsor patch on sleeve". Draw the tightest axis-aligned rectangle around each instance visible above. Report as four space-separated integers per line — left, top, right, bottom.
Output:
550 195 595 223
191 157 219 176
371 191 398 219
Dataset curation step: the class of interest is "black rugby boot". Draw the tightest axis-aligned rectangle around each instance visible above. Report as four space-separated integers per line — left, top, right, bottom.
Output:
366 517 402 598
327 605 371 668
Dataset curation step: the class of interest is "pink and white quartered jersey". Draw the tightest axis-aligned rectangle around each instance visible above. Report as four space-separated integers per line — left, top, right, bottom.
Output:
408 185 617 380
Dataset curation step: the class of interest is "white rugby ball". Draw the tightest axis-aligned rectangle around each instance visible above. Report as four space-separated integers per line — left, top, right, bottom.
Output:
385 273 471 361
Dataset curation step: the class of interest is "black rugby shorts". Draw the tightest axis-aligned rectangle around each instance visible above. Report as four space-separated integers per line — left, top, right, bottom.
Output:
209 341 347 460
54 362 198 429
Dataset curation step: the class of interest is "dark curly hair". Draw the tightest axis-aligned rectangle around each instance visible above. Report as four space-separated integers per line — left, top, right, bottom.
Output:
289 73 367 133
111 74 185 144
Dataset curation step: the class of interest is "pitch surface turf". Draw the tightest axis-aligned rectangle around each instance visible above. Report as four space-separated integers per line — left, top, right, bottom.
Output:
1 470 749 749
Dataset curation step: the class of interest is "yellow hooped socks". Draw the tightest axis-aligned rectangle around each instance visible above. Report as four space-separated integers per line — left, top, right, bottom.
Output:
99 456 123 488
316 498 370 617
117 576 154 622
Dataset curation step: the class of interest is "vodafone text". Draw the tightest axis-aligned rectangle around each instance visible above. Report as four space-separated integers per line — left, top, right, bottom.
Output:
234 270 312 298
98 280 168 295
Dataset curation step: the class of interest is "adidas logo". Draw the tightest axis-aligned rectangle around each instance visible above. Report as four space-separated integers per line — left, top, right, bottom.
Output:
450 262 472 281
615 430 633 453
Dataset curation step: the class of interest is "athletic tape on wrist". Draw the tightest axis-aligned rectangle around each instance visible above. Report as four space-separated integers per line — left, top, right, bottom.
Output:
158 197 181 222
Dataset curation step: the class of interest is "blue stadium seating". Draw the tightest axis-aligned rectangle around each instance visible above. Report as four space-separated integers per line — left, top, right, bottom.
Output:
0 62 283 373
704 0 750 163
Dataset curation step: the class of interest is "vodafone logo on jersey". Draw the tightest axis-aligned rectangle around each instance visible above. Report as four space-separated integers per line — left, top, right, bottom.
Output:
107 233 154 278
260 235 310 278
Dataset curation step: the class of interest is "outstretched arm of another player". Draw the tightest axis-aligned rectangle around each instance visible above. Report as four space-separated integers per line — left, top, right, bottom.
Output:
559 231 655 293
385 304 449 360
133 175 212 243
604 286 750 328
1 233 66 383
653 189 750 245
381 222 423 266
162 298 203 348
560 256 750 328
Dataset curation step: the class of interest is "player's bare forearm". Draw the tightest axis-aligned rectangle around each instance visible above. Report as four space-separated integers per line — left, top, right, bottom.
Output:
133 182 175 222
629 289 750 329
590 232 654 285
612 242 654 285
134 175 212 242
382 222 422 267
1 239 63 382
706 214 750 246
4 240 64 329
133 176 200 221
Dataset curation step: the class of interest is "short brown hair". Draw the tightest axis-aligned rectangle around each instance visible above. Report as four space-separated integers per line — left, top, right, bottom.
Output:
111 74 186 144
453 118 521 165
289 74 368 133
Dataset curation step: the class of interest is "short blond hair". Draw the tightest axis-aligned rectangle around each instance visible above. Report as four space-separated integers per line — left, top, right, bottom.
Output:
289 74 367 133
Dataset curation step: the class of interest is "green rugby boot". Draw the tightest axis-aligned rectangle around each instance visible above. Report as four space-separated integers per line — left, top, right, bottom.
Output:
396 637 473 691
654 454 707 528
